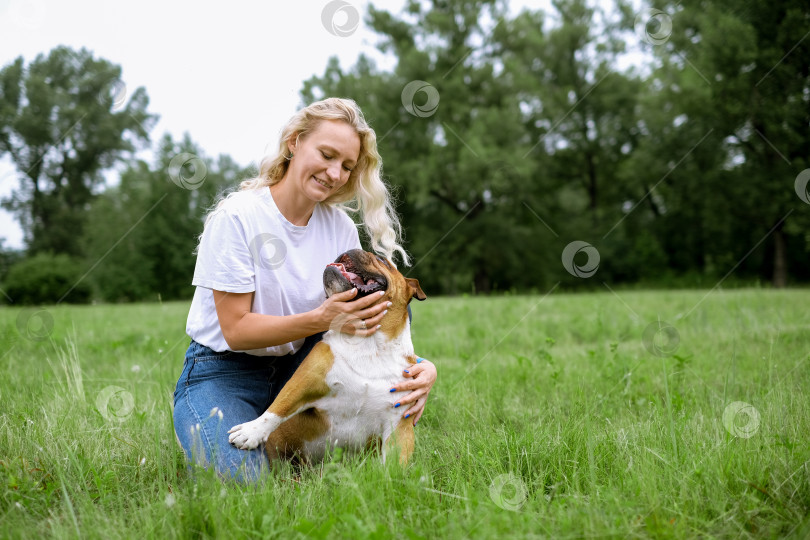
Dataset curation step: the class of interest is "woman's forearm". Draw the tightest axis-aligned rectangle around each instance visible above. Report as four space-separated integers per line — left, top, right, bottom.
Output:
222 309 325 351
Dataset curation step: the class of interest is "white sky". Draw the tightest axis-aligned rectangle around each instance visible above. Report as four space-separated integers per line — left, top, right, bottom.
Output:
0 0 640 249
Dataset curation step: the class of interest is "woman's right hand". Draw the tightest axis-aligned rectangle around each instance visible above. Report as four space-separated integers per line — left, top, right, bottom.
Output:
317 288 391 337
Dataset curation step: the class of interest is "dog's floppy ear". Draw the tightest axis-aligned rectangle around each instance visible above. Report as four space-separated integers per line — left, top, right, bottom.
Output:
405 278 427 301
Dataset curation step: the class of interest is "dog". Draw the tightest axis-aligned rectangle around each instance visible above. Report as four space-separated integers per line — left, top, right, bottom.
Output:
227 249 426 465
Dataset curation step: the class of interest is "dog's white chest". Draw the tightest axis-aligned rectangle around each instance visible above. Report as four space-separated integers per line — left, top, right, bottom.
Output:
302 325 414 459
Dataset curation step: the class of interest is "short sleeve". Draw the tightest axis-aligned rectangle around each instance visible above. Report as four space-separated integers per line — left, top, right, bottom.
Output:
192 208 256 293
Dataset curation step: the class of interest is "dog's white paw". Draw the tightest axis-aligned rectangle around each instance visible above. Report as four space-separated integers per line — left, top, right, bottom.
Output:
227 419 267 449
227 412 281 450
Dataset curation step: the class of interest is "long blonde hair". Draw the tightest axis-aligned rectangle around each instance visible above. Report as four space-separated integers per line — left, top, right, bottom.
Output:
209 97 409 266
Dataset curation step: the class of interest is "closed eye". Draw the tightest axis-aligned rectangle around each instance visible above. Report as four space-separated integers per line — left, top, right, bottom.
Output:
321 150 354 172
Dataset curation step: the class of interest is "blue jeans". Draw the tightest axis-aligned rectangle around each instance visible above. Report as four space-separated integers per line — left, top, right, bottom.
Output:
172 332 325 482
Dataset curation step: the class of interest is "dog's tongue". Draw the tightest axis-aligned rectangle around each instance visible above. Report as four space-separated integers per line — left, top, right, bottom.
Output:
328 262 366 288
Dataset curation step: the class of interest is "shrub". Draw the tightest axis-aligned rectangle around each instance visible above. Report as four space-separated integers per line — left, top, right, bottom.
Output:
1 252 92 305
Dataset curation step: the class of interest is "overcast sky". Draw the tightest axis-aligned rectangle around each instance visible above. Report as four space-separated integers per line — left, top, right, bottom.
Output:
0 0 634 249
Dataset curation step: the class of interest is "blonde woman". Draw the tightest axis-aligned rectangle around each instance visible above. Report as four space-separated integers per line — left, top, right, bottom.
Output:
172 98 437 480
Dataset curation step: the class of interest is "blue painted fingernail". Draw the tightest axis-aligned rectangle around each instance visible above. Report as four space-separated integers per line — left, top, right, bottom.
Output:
416 358 423 363
403 369 409 374
389 388 396 392
394 403 400 408
405 413 410 418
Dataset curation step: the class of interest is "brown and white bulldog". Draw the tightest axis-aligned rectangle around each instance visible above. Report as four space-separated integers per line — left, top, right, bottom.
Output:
227 249 426 465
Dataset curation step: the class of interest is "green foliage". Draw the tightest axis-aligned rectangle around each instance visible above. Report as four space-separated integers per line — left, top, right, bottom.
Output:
638 0 810 286
1 252 91 305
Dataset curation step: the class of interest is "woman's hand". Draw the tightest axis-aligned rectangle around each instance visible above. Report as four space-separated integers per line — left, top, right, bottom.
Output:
317 288 391 337
390 357 437 426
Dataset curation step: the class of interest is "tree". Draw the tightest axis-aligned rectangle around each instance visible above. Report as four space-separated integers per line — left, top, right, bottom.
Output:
644 0 810 286
0 46 156 256
493 0 648 285
496 1 641 224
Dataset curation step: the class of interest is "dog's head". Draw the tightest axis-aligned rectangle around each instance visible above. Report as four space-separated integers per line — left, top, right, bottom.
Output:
323 249 426 335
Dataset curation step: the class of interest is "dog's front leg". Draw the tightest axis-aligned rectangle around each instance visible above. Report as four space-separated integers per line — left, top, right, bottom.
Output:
228 342 335 450
227 410 286 450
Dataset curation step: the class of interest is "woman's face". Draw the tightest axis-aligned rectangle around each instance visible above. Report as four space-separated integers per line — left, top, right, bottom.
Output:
288 119 361 203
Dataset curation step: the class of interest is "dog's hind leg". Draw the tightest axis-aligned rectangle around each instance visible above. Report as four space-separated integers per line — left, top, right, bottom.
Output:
383 417 415 465
264 408 330 462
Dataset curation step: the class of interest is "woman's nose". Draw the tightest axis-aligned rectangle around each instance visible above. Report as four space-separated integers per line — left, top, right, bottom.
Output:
326 163 341 181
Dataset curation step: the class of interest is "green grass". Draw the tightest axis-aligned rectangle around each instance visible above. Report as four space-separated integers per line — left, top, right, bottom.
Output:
1 289 809 538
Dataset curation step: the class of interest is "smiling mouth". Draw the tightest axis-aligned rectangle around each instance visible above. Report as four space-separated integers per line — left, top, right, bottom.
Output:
312 176 333 189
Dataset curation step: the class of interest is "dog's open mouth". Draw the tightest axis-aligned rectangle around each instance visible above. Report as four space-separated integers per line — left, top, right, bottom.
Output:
325 252 387 297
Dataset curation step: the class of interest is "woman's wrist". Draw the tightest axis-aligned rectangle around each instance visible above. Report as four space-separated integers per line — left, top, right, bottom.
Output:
306 305 329 334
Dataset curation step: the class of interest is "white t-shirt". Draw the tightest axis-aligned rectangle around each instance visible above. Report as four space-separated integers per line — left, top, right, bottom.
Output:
185 187 361 356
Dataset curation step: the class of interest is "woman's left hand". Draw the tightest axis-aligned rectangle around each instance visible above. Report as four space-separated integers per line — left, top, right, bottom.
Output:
390 357 437 426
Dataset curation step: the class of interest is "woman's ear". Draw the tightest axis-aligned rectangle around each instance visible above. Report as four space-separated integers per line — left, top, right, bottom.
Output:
287 135 298 156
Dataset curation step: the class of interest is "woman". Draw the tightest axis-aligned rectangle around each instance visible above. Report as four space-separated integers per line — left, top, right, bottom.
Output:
172 97 437 480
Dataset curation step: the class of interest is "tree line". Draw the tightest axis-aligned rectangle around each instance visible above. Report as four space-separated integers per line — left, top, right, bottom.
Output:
0 0 808 304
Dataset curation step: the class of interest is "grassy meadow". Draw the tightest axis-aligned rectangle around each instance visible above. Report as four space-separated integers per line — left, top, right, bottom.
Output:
1 288 809 539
